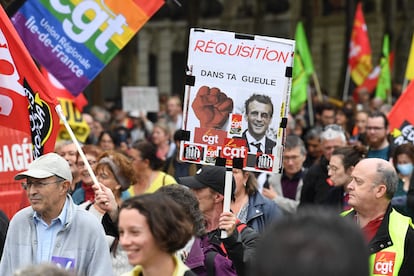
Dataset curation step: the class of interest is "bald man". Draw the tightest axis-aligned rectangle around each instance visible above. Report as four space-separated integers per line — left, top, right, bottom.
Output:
342 158 414 276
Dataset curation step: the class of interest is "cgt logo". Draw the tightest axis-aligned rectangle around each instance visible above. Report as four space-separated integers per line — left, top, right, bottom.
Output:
220 138 248 167
25 79 54 159
222 146 247 159
194 127 226 146
373 252 395 276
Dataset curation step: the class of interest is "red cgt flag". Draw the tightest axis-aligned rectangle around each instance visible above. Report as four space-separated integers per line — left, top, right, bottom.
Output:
348 2 372 86
388 81 414 144
0 6 59 158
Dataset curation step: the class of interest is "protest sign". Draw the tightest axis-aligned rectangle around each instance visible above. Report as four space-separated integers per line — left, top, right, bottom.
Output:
0 128 31 218
122 86 159 113
180 28 295 173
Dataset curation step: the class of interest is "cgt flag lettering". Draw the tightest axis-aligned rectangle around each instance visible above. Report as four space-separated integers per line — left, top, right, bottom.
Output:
0 5 59 159
11 0 164 96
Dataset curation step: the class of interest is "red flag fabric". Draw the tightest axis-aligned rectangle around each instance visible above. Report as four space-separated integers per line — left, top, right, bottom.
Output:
352 51 395 102
352 65 379 102
348 3 372 86
0 6 59 158
388 81 414 144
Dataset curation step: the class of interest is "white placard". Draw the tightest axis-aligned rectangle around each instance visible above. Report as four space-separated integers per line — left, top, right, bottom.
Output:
180 28 295 173
122 86 159 113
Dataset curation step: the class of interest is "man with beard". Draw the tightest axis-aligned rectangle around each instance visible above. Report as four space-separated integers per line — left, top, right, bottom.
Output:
366 111 393 161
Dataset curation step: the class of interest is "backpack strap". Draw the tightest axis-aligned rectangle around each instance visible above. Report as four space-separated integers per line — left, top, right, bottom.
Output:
205 250 217 276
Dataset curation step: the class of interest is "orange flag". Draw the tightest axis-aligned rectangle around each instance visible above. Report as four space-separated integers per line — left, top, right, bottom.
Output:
348 3 372 86
0 6 59 158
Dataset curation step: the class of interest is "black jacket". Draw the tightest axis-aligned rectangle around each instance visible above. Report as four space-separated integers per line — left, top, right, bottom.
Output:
299 156 331 206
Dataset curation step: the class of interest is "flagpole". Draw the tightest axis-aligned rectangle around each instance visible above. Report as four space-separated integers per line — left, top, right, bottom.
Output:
343 66 351 102
55 104 102 192
403 34 414 91
307 87 314 127
312 72 323 102
402 78 409 92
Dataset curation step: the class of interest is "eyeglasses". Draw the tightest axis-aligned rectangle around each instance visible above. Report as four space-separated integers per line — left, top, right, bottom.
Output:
21 179 65 190
327 165 339 172
283 155 301 162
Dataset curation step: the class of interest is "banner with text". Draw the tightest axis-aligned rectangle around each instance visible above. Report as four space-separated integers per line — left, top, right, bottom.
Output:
11 0 164 95
180 28 294 173
0 128 31 218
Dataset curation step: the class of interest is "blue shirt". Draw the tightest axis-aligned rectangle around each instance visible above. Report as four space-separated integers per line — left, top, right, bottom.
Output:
367 146 390 160
34 198 68 263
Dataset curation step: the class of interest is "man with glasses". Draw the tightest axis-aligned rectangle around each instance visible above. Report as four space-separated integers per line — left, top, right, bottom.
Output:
366 111 393 161
263 135 307 214
299 124 347 206
242 94 276 154
0 153 113 275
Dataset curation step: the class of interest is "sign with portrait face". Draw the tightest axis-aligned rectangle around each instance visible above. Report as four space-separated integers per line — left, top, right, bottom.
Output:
180 28 295 173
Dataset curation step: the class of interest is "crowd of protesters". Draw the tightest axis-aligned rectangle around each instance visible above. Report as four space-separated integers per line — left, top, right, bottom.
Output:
1 90 414 276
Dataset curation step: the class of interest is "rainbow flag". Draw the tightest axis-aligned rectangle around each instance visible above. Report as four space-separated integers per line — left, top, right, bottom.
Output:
11 0 164 96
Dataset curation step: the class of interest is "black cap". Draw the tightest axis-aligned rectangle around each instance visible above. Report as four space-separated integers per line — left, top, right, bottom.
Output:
179 166 234 196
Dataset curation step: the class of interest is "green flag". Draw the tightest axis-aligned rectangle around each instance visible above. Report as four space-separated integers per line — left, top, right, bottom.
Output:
291 22 314 114
375 34 391 101
295 22 314 75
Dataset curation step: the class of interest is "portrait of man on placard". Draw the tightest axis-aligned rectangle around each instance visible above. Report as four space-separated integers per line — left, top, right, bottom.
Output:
242 93 277 154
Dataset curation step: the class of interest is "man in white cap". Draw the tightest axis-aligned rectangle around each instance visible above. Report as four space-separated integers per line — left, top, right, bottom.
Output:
0 153 113 276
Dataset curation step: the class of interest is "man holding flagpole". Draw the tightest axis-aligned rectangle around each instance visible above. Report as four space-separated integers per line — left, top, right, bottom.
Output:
0 153 114 275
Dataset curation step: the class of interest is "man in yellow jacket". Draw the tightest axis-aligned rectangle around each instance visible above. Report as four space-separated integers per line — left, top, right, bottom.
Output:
342 158 414 276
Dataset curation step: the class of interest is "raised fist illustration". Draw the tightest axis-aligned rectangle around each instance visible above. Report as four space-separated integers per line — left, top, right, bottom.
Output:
192 86 233 129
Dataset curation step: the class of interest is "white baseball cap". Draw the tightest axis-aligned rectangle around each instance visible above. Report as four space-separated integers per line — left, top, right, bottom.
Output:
14 152 73 182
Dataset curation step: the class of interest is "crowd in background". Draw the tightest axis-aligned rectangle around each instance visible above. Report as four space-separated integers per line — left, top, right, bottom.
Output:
1 89 414 276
